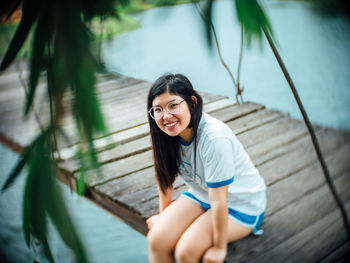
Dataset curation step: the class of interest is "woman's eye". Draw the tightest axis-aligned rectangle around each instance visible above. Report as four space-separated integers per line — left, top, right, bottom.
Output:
169 103 178 109
154 107 162 113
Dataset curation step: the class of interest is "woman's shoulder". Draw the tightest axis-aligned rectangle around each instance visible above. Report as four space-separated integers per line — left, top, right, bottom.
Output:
199 112 234 140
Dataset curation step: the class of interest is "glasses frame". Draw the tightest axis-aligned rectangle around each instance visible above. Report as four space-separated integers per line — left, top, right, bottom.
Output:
148 99 186 120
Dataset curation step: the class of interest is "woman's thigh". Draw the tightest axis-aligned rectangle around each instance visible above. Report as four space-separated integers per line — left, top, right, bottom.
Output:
147 196 205 250
175 210 253 259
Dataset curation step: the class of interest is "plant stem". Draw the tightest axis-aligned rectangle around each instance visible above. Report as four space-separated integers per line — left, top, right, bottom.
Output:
194 2 241 104
236 25 244 104
263 27 350 244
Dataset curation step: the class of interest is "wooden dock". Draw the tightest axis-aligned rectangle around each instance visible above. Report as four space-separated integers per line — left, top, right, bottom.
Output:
1 63 350 262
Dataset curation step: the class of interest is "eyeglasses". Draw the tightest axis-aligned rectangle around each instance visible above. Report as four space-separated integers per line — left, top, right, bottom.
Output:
149 100 186 120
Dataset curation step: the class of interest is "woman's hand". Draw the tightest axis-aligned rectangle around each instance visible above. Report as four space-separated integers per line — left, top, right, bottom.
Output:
202 245 227 263
146 214 161 230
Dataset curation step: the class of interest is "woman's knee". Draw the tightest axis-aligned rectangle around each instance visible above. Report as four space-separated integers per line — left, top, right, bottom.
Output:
147 227 173 253
175 241 201 263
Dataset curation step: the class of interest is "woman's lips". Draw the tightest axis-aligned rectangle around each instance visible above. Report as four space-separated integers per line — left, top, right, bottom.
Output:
164 121 178 128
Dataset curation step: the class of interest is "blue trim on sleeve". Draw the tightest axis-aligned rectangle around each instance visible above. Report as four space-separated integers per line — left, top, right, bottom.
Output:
206 177 234 188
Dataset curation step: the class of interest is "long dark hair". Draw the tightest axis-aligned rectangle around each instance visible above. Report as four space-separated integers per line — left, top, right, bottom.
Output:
147 73 203 194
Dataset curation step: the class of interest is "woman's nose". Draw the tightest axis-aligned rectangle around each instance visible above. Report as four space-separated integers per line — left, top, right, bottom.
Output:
162 109 173 120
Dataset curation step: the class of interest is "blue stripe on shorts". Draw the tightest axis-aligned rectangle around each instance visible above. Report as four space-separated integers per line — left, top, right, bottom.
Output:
182 191 264 235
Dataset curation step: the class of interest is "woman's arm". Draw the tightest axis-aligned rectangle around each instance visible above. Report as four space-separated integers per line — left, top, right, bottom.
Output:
146 185 173 230
158 185 173 212
203 185 229 263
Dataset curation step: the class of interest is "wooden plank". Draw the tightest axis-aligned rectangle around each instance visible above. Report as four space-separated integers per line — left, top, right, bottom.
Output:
72 150 154 186
226 170 350 261
108 176 185 216
318 242 350 263
247 123 308 166
132 182 188 220
237 116 302 149
265 142 350 216
95 167 156 198
203 97 236 113
60 135 152 173
227 109 286 135
258 127 350 186
210 102 265 123
0 70 29 91
249 201 350 263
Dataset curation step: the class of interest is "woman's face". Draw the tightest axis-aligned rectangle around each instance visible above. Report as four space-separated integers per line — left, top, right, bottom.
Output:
152 92 193 141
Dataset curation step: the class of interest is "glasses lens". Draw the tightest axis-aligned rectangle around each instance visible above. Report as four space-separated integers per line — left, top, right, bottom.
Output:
150 106 163 119
167 101 182 114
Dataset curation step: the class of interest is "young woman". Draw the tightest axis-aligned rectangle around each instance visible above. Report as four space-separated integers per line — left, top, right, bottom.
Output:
146 73 266 263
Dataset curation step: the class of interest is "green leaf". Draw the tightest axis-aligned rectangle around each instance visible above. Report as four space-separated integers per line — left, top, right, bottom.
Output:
46 168 89 263
76 172 86 195
235 0 273 45
0 0 40 71
1 148 30 191
26 10 52 115
22 165 34 247
203 0 214 47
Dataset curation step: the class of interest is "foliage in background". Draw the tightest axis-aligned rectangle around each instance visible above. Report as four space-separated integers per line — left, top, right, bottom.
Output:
0 0 130 262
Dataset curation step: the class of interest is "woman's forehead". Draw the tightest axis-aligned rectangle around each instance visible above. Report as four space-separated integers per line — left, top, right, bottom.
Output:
152 92 182 106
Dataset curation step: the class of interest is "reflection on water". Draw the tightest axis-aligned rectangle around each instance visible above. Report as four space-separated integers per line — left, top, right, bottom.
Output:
103 0 350 131
0 144 148 263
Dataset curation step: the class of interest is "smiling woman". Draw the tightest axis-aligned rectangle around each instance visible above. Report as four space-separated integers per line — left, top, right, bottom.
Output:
145 73 266 263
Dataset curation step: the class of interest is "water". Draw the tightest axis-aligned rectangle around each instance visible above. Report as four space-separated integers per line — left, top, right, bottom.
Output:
103 0 350 131
0 144 148 263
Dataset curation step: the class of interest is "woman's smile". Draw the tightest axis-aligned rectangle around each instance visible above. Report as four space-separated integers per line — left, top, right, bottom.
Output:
152 92 193 141
164 121 178 128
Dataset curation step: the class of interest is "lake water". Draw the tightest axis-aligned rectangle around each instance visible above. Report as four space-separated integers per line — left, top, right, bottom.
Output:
103 0 350 131
0 143 148 263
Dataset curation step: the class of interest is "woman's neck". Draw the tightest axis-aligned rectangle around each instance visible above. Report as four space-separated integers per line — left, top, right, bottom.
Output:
179 127 194 142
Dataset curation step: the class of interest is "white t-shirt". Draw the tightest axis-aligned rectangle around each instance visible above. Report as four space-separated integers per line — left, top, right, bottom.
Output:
179 112 266 215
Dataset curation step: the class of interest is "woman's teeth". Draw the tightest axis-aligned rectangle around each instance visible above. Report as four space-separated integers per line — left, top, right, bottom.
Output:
165 122 177 127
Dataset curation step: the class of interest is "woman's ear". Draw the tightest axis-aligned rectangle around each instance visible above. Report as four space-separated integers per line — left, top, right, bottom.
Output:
191 96 197 104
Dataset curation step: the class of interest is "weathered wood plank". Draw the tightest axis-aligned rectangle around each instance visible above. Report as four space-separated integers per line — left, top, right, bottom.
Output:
228 108 286 135
319 242 350 263
210 102 264 123
258 127 350 186
78 150 154 186
250 201 350 263
60 135 152 174
225 171 350 261
265 142 350 216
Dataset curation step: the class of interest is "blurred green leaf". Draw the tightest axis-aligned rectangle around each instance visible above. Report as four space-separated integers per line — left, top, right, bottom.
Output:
46 158 88 263
1 148 30 191
26 8 52 115
203 0 214 47
235 0 273 45
2 1 126 262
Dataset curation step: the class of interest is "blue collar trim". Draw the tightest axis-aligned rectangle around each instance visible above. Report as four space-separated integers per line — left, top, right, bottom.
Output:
179 136 194 146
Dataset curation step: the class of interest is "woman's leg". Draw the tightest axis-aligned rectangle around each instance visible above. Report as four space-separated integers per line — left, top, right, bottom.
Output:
174 210 252 263
147 197 204 263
